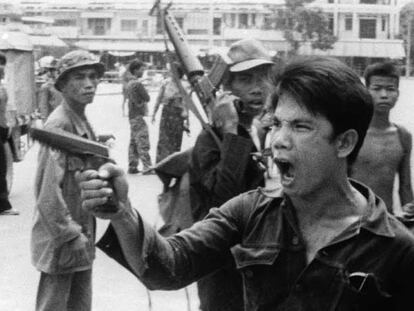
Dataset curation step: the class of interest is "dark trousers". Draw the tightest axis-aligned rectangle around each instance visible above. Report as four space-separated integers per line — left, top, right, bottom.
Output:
0 126 11 212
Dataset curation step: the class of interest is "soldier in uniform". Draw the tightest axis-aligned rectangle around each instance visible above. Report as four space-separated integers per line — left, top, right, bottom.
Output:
0 52 18 215
38 57 64 122
31 50 105 311
151 63 190 163
126 59 152 174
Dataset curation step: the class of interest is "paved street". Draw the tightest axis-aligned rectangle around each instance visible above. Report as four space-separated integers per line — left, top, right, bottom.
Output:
0 83 201 311
2 78 414 310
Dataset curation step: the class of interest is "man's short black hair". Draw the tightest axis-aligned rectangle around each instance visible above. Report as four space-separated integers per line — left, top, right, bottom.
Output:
0 53 6 65
129 59 144 74
270 56 373 165
363 61 400 87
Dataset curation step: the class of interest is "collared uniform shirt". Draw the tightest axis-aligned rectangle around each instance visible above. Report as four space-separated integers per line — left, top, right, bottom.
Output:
127 79 150 119
38 80 64 121
31 102 96 274
100 180 414 311
0 83 8 128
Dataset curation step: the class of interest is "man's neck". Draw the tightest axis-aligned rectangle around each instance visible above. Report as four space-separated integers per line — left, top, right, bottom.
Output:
290 176 367 264
65 100 86 118
291 177 366 224
370 112 391 130
239 114 254 129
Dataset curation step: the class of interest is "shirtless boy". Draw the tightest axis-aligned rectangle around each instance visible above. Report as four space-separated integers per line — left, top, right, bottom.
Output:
350 61 413 214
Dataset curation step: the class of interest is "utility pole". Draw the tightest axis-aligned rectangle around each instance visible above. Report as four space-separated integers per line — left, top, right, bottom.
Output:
209 1 214 49
406 15 412 78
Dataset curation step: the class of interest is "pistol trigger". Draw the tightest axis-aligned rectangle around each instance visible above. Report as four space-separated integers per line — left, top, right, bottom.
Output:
67 156 86 171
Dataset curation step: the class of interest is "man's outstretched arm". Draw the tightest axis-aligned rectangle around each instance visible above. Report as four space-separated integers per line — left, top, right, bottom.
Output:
77 164 244 289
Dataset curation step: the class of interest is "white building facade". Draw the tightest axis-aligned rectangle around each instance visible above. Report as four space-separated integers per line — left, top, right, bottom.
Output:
303 0 405 73
17 0 407 72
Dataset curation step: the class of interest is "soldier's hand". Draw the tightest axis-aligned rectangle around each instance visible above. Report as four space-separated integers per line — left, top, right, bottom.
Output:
76 163 129 219
213 93 239 135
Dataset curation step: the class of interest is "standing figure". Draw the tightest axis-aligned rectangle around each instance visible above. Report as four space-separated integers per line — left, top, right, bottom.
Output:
189 38 275 311
78 56 414 311
0 52 18 215
350 61 413 214
151 63 189 163
126 59 152 174
31 50 105 311
38 57 64 122
121 61 134 117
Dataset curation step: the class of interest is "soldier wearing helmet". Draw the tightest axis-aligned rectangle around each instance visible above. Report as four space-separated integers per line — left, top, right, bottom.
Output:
37 56 64 122
31 50 105 311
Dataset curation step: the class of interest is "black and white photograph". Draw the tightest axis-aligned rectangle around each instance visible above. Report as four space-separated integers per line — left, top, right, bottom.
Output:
1 0 414 310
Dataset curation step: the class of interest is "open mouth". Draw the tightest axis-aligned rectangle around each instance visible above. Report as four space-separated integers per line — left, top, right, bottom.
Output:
274 158 295 185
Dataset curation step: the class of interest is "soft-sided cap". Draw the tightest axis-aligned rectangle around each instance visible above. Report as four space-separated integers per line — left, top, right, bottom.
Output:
227 38 274 73
55 50 105 91
39 55 58 69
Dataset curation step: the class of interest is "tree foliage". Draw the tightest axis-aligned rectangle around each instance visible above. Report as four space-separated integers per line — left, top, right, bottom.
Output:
400 2 414 42
268 0 337 54
400 2 414 73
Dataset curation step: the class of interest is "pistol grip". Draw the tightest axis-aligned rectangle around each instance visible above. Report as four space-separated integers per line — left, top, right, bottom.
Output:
84 156 118 213
96 199 118 213
95 176 119 213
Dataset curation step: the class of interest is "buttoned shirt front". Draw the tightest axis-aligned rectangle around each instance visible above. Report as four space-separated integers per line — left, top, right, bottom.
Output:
0 83 8 128
31 102 97 274
99 180 414 311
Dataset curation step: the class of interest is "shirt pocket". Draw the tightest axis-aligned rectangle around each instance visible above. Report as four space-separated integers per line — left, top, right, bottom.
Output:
231 245 281 309
336 271 392 311
57 238 93 271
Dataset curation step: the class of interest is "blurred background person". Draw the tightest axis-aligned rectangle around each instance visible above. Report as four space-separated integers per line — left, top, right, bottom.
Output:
126 59 152 174
121 60 135 117
0 52 18 215
37 56 63 123
151 62 190 163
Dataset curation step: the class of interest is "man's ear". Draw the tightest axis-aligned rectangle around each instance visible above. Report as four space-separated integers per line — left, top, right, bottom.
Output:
336 129 359 159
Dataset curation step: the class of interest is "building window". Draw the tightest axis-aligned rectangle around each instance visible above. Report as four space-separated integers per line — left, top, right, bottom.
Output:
121 19 137 32
360 0 377 3
87 18 111 36
175 17 184 30
156 15 163 34
239 13 248 28
187 29 208 35
381 16 386 31
54 19 77 27
142 20 148 36
328 15 334 34
251 14 256 27
213 17 222 35
263 14 274 30
345 16 353 31
230 13 236 27
359 19 376 38
328 0 334 3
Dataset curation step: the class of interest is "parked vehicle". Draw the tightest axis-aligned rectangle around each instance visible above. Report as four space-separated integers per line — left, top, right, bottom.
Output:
102 70 121 83
0 30 38 192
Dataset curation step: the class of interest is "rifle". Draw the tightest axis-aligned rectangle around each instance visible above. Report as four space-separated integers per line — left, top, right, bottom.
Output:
149 0 228 121
30 127 118 213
